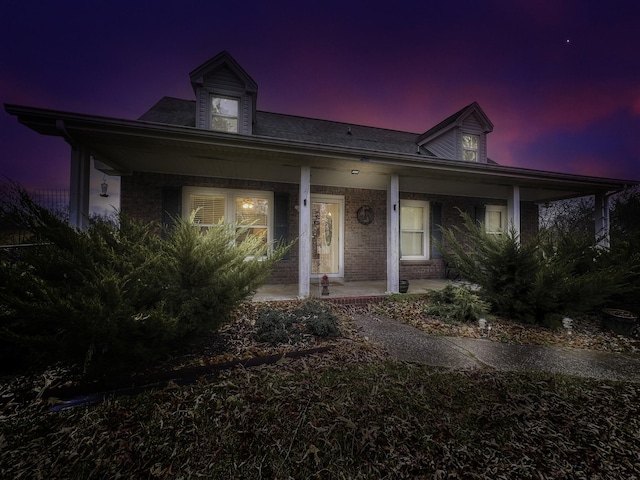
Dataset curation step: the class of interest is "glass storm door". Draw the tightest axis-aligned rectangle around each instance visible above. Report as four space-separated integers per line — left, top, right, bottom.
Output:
311 196 343 276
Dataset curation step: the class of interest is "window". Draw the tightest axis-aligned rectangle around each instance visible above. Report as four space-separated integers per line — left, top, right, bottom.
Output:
400 200 430 260
210 96 239 132
184 187 272 247
485 205 507 235
235 196 269 246
462 134 479 162
190 194 225 226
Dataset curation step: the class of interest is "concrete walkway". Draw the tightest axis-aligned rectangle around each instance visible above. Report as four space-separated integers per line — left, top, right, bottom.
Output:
352 313 640 382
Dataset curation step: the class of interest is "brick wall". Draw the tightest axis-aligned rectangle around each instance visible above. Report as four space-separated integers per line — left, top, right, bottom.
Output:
121 172 539 284
121 172 299 284
314 185 388 282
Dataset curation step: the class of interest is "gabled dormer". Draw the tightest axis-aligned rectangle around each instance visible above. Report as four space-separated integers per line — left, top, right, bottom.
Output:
189 51 258 134
416 102 493 163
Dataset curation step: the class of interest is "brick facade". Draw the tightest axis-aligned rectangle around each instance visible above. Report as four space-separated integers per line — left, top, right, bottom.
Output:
121 172 539 284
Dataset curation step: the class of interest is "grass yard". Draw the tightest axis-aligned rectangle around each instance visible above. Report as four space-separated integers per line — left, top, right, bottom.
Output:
2 300 640 478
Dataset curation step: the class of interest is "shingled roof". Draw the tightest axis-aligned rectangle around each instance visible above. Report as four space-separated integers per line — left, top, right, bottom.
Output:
139 96 435 156
138 97 196 127
417 101 493 144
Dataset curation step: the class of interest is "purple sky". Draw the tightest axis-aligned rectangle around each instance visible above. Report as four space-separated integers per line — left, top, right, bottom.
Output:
2 0 639 191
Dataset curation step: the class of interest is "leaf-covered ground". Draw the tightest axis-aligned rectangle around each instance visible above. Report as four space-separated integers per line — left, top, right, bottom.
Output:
369 297 640 353
2 299 640 478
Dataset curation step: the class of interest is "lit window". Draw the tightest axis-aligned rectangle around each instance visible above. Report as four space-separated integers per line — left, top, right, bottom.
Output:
462 134 479 162
211 96 239 132
190 194 225 226
184 188 272 247
485 205 507 235
235 196 269 246
400 200 430 259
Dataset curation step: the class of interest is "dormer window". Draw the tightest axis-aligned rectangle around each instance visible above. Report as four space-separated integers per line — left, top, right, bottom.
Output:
462 134 479 162
211 96 239 132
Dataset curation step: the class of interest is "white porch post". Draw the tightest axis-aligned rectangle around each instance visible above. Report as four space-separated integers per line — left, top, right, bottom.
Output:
387 174 400 293
507 185 521 242
595 193 610 248
298 166 311 298
69 146 91 229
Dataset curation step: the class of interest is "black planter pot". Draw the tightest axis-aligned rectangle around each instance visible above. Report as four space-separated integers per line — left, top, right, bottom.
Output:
602 308 638 337
399 280 409 294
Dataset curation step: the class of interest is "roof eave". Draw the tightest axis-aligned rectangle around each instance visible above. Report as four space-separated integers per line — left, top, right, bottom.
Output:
5 103 635 195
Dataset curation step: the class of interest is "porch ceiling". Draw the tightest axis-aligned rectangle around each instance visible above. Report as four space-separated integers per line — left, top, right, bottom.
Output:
8 104 636 203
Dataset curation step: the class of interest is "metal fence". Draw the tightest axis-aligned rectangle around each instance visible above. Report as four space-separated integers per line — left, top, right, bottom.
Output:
32 189 70 214
0 189 70 248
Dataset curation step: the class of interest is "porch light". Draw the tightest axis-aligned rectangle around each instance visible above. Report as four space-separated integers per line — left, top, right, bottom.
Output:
351 169 359 175
100 176 109 197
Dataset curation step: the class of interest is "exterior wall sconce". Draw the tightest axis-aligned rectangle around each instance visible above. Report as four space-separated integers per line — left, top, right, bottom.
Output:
100 176 109 197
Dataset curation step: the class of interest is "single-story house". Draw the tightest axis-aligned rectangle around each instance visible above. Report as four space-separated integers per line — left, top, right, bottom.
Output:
5 51 636 298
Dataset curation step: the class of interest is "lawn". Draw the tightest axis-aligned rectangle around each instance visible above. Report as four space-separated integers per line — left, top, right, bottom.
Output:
2 300 640 479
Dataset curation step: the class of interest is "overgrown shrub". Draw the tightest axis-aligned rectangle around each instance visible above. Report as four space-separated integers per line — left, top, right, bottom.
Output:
425 283 489 322
440 210 631 325
540 187 640 315
0 184 289 378
254 300 340 345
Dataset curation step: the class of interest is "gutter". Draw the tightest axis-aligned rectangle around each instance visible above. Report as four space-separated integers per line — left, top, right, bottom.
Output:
7 103 638 191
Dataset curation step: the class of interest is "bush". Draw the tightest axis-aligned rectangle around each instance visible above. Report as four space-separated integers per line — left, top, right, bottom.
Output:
440 210 631 325
254 301 340 345
0 184 289 378
425 283 490 322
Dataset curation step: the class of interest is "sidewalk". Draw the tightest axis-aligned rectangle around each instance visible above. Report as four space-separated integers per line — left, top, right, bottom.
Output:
352 313 640 382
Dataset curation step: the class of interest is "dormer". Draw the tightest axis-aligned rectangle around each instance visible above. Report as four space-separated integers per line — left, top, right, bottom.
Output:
416 102 493 163
189 51 258 134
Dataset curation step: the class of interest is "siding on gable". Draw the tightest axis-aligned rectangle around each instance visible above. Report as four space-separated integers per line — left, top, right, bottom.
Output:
196 89 207 129
203 65 244 91
241 93 251 133
425 130 457 159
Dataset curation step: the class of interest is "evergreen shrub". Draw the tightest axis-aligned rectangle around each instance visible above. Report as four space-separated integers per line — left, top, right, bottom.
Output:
254 300 340 345
0 184 289 378
425 283 489 322
440 210 630 325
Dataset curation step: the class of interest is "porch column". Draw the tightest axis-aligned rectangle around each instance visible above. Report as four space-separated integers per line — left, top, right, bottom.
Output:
69 146 91 229
298 166 311 298
595 193 610 248
386 174 400 293
507 185 521 242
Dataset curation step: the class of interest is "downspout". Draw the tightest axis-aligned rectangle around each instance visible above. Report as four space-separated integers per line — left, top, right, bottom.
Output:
56 120 90 229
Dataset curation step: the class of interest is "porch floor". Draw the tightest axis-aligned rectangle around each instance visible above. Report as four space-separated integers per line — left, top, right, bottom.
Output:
252 278 449 302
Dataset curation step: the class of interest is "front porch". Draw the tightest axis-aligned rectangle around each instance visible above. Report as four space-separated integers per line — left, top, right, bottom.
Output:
252 278 449 302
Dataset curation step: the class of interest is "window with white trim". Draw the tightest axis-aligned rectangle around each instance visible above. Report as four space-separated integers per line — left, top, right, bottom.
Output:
183 187 273 247
485 205 507 235
210 96 239 133
462 134 479 162
400 200 430 260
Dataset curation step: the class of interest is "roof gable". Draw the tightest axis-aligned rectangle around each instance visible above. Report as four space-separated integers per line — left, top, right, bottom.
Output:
417 102 493 145
189 51 258 94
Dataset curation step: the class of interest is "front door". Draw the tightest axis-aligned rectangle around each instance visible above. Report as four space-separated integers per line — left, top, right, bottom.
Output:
311 195 343 277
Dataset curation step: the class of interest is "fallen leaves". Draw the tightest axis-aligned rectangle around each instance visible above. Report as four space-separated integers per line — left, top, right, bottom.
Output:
367 298 640 353
2 298 640 478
